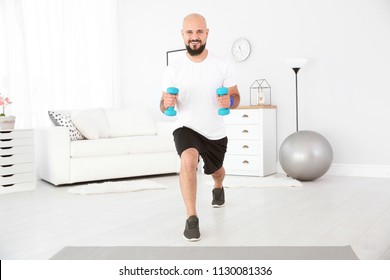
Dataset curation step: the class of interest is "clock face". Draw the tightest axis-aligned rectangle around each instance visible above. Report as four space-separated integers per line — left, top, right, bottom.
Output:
231 38 251 62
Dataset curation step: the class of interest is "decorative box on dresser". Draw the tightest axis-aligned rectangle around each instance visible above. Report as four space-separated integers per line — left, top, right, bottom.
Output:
0 129 36 194
224 106 277 176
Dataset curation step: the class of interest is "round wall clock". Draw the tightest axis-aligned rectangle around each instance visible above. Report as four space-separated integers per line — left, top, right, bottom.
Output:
231 38 251 62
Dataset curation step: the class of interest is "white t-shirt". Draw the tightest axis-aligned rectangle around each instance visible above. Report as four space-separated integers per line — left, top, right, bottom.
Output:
162 52 237 140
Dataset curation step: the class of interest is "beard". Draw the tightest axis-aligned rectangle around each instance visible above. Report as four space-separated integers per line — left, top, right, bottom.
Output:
185 40 206 56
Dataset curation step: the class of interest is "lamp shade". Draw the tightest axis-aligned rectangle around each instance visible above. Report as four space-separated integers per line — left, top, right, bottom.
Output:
285 58 308 69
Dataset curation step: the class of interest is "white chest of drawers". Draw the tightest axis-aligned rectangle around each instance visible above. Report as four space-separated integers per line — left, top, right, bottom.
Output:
224 106 277 176
0 129 36 194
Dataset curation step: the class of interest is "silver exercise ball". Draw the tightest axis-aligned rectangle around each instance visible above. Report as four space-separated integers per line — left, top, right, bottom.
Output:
279 130 333 181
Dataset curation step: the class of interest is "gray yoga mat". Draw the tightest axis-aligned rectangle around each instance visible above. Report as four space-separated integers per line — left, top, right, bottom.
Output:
50 246 359 260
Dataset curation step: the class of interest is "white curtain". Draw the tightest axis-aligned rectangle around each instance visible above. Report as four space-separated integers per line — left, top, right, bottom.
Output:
0 0 120 128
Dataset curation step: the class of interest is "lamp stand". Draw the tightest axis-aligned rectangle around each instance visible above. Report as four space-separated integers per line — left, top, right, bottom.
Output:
292 67 300 132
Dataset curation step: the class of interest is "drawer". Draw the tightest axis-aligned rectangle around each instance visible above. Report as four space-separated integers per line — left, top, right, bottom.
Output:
0 130 34 140
0 154 34 165
0 172 36 185
224 109 261 125
224 155 261 172
227 139 261 155
0 162 35 176
0 181 36 195
226 125 260 139
0 145 34 156
0 138 34 148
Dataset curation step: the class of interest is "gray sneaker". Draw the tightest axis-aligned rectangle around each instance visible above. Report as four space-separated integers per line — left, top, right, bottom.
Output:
183 215 201 241
212 187 225 208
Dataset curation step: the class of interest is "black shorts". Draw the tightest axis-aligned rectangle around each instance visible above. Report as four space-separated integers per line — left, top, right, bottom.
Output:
173 127 228 175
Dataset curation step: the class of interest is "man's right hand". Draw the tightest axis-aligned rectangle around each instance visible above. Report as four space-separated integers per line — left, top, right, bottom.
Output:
162 91 178 109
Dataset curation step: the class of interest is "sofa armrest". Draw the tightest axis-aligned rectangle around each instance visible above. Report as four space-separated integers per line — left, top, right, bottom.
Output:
156 121 176 136
35 126 71 185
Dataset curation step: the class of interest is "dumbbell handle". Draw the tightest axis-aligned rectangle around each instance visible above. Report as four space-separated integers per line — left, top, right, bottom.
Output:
164 87 179 116
216 87 230 116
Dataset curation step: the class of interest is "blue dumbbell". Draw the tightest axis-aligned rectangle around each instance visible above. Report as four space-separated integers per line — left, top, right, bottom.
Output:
164 87 179 116
216 87 230 116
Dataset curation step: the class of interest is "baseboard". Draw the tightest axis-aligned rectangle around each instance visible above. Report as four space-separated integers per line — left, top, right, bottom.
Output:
327 164 390 178
277 163 390 178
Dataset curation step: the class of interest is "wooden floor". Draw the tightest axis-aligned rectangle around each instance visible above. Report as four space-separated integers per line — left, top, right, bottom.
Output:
1 174 390 260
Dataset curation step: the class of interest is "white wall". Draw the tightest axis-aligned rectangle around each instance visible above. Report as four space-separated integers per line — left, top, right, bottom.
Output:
118 0 390 177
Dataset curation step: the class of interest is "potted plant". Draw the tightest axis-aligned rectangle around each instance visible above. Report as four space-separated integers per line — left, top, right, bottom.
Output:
0 94 15 130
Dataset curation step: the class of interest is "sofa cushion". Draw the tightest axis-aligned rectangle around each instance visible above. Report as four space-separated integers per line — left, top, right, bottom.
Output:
105 108 157 137
71 108 110 140
127 135 175 154
70 135 174 158
70 138 129 158
48 110 85 141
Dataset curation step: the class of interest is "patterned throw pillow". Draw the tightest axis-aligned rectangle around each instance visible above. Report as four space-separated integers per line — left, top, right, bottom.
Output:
48 111 85 141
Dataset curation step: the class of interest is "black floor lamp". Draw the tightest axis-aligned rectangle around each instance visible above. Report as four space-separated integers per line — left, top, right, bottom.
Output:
285 58 308 132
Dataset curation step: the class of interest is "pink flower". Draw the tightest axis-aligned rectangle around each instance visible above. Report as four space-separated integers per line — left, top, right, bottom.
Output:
0 94 12 116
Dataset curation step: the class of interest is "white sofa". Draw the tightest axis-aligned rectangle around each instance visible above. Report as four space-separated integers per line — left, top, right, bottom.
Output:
36 108 179 186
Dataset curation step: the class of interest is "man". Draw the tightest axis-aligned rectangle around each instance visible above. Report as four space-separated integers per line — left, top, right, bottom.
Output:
160 13 240 241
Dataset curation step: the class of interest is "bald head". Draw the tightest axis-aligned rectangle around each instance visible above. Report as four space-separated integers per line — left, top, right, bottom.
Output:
181 13 209 58
182 13 207 29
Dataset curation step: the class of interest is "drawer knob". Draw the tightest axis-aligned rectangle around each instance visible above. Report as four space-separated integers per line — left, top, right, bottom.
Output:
242 114 249 118
242 160 250 164
242 145 249 149
242 129 249 133
1 155 13 158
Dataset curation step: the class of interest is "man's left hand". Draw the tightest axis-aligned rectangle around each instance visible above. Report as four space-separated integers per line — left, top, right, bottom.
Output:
217 94 231 108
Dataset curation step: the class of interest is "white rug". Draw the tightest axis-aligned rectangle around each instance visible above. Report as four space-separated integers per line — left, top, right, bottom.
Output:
67 179 167 195
208 174 302 188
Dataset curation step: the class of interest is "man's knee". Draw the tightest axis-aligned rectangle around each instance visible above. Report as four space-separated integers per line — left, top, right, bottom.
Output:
180 148 199 172
212 167 225 178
